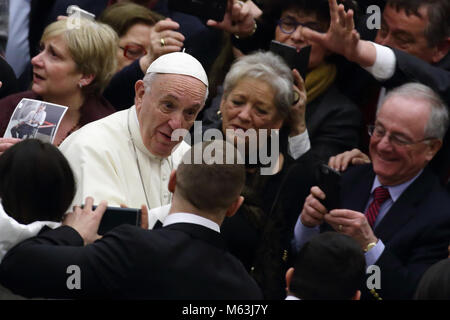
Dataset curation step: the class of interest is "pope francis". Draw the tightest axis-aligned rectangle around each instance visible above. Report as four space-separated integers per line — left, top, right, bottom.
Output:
59 52 209 209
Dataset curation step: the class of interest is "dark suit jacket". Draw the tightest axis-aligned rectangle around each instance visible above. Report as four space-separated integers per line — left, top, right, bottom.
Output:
334 165 450 299
306 84 362 162
0 223 263 300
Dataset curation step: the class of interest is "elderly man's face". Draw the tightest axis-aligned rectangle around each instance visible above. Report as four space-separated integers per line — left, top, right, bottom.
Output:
369 95 441 186
135 74 206 157
375 4 448 64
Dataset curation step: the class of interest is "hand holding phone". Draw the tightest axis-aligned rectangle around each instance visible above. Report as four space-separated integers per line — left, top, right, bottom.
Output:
63 197 107 245
269 40 311 79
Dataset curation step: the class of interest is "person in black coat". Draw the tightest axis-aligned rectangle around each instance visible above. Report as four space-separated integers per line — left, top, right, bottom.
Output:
0 140 263 300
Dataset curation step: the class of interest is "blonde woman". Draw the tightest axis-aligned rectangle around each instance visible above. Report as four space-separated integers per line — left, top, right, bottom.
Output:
0 18 118 149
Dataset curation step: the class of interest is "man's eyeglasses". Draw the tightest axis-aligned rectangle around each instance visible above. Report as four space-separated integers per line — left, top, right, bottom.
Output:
367 124 434 147
277 18 326 34
119 44 147 60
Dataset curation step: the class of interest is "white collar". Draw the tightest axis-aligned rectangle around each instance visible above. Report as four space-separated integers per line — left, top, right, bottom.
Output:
285 295 301 300
128 106 161 160
163 212 220 233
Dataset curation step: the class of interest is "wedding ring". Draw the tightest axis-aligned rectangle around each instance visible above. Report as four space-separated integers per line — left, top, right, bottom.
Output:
338 224 343 232
160 38 165 47
293 91 300 104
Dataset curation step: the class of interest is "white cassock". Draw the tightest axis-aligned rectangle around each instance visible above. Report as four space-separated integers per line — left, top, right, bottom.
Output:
59 106 190 209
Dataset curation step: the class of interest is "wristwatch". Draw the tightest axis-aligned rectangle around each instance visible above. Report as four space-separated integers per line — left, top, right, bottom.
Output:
364 241 378 252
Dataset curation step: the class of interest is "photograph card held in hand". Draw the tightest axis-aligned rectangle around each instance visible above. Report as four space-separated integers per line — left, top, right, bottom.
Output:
3 98 67 144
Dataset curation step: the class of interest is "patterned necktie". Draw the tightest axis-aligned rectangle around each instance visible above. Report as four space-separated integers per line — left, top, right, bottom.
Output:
365 186 390 228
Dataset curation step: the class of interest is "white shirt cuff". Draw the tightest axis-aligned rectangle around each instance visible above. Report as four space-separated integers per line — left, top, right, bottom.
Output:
288 130 311 160
363 42 396 81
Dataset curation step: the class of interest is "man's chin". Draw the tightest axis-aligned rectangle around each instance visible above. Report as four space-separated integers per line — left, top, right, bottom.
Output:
149 142 177 158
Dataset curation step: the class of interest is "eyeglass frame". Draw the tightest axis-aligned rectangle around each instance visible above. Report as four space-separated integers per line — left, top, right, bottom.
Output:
367 124 435 147
119 44 148 60
276 18 327 34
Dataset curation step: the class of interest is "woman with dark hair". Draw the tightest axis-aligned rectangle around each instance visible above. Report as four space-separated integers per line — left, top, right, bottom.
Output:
0 139 75 226
0 139 74 299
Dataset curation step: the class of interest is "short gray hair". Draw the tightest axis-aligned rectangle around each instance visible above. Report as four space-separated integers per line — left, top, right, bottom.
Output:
223 51 294 121
142 72 209 106
381 83 449 140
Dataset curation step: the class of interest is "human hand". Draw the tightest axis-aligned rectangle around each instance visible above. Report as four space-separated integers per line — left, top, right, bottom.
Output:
139 18 185 73
328 148 371 172
300 186 328 228
63 197 107 245
206 0 258 38
325 209 378 249
289 69 308 137
0 137 21 156
0 81 2 88
301 0 361 63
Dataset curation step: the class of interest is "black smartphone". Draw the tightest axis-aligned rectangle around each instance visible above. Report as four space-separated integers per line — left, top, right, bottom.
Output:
86 206 142 235
168 0 227 23
315 164 341 211
269 40 311 80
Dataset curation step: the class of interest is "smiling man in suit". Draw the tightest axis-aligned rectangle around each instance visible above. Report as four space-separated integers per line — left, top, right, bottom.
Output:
294 82 450 300
0 140 262 299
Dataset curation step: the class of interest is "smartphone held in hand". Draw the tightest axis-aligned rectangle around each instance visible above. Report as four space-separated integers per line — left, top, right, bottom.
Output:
315 164 341 211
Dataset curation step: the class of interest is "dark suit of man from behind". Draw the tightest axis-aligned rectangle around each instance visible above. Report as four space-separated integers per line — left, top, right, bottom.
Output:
294 83 450 300
0 140 263 300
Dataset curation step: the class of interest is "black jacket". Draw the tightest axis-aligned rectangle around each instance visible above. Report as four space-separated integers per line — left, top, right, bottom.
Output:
0 223 263 299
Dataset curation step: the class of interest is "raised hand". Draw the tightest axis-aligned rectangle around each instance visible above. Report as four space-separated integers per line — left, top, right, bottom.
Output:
139 18 185 72
206 0 259 38
63 197 108 245
301 0 361 62
289 69 308 136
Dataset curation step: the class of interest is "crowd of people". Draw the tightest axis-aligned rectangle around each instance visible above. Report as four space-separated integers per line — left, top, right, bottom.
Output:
0 0 449 301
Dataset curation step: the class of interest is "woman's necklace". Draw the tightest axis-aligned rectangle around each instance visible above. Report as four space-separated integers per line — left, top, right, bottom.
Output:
55 121 80 146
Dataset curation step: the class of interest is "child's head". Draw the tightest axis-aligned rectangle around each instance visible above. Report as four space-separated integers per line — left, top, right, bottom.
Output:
0 139 75 224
